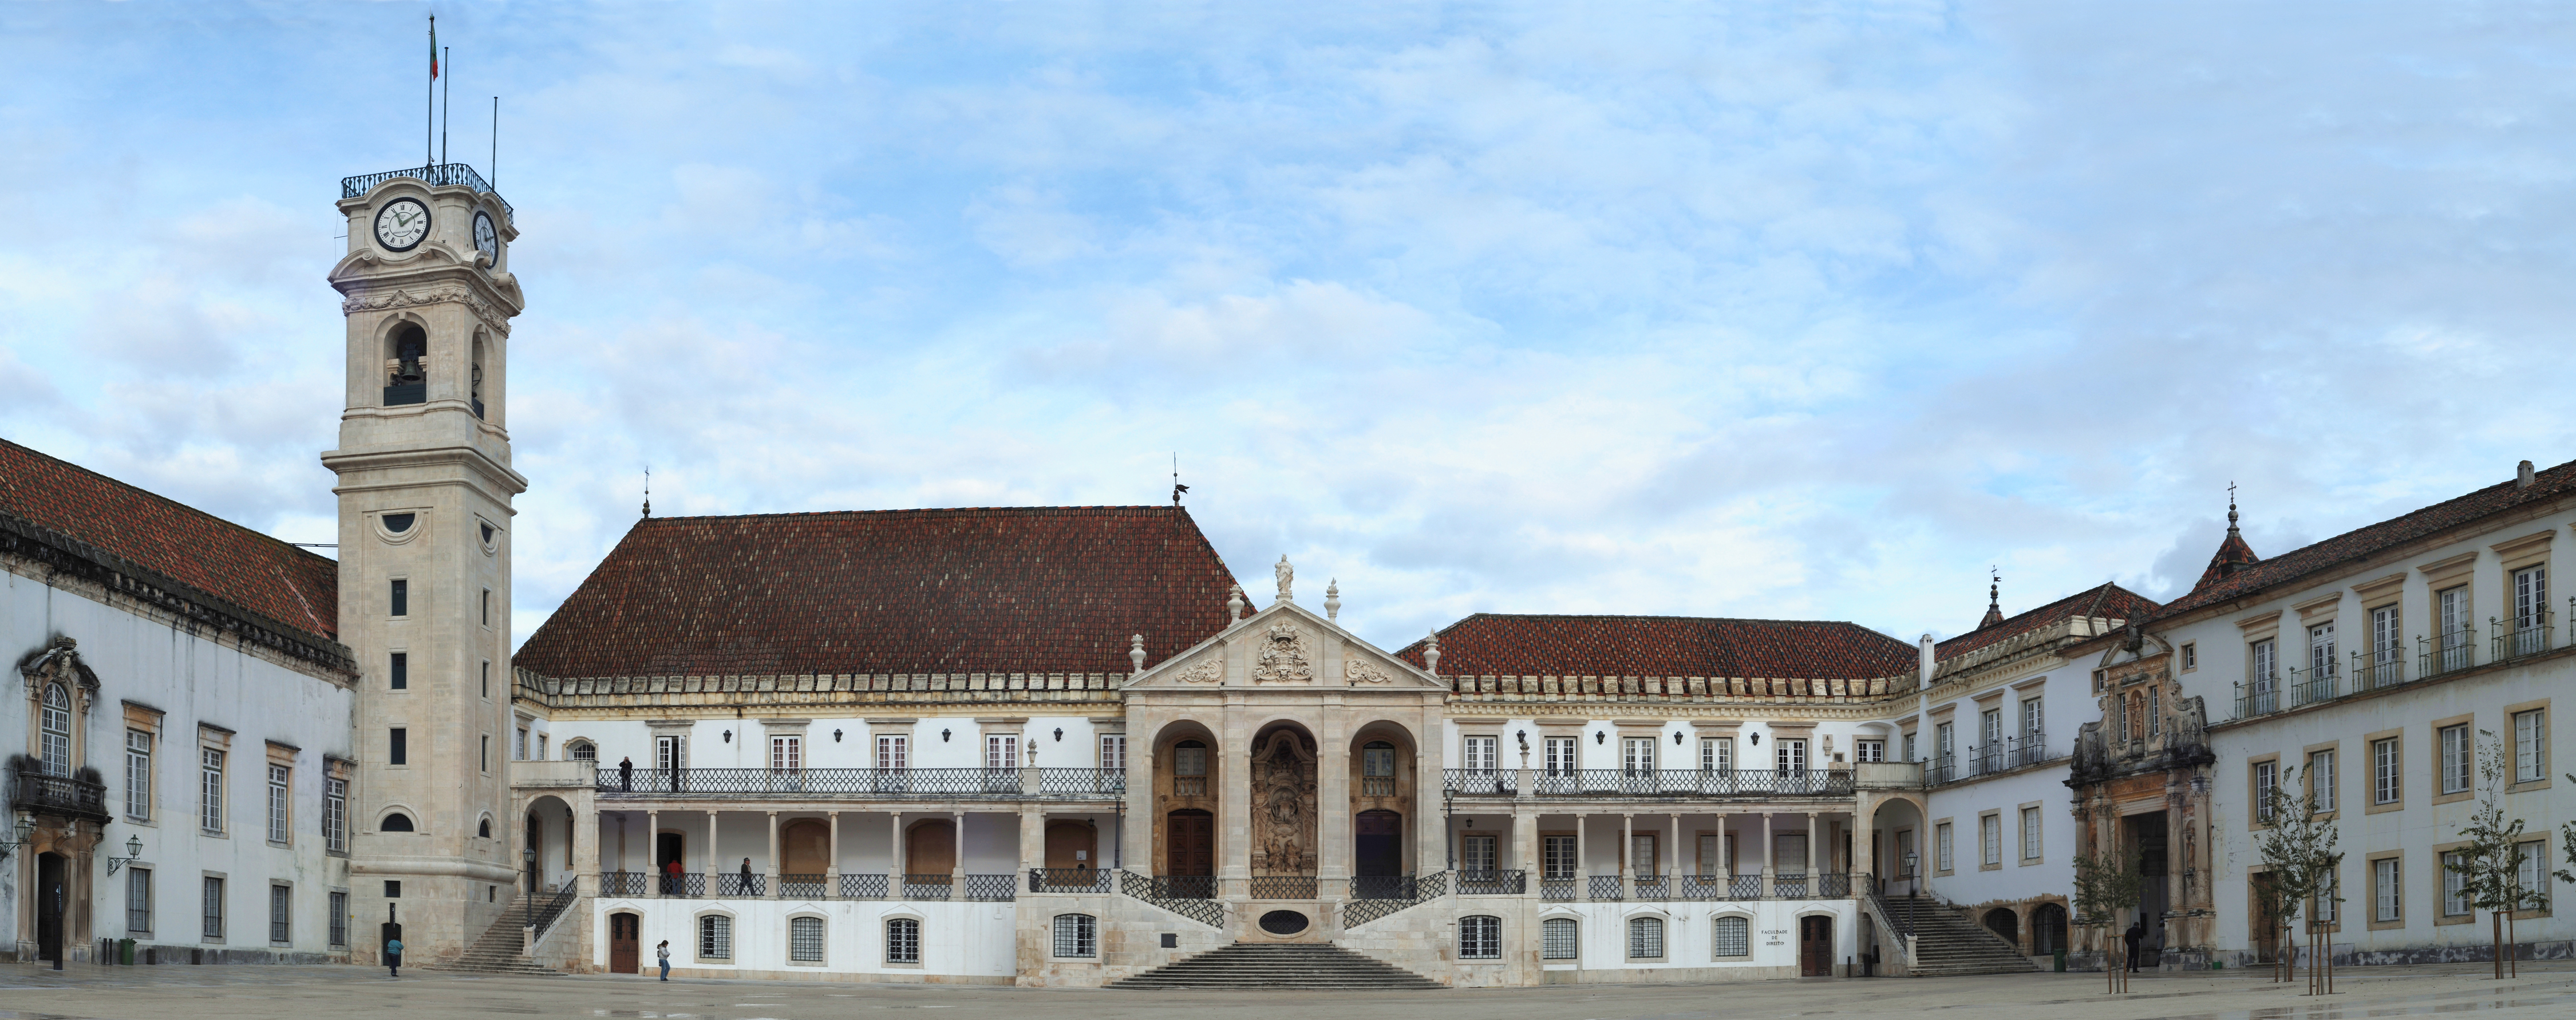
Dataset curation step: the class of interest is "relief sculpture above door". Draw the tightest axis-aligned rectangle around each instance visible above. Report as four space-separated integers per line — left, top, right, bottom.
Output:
1250 728 1318 874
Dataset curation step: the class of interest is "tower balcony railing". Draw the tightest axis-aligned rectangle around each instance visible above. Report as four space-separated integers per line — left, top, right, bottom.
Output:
594 766 1124 801
341 162 513 219
1524 768 1852 798
9 765 109 823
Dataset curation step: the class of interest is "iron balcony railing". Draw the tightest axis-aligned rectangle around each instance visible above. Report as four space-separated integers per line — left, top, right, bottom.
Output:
1540 877 1577 901
1928 756 1956 785
1634 875 1671 900
599 871 648 896
902 874 953 900
2289 664 2339 707
1456 869 1526 895
1247 875 1318 899
596 766 1125 800
1773 873 1808 898
1972 745 2001 776
1028 868 1113 894
1352 875 1420 900
2012 732 2050 769
2495 611 2555 662
779 874 827 899
2422 631 2476 678
1342 871 1445 928
529 878 580 939
2234 675 2281 719
1171 776 1208 797
2354 649 2408 691
718 873 764 897
663 873 706 898
840 873 889 899
1527 769 1854 797
1587 875 1625 901
1152 875 1217 900
1442 768 1518 795
339 162 513 219
10 767 109 823
965 873 1017 902
1120 870 1224 927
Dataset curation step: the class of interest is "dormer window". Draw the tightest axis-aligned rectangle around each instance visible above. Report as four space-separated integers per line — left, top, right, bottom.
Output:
385 323 428 406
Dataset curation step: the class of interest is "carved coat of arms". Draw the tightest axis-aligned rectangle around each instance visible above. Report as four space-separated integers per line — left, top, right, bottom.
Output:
1251 623 1313 683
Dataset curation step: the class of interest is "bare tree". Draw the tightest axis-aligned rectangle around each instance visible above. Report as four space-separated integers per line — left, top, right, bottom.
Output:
2071 847 2142 994
2253 764 2340 995
2449 730 2531 980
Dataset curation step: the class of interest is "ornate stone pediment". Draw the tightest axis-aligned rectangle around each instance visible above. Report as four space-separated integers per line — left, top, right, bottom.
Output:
1171 654 1225 685
1251 623 1314 684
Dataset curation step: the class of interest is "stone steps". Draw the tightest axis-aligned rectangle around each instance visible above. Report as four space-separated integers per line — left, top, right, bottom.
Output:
422 897 566 976
1110 943 1443 990
1886 899 2038 975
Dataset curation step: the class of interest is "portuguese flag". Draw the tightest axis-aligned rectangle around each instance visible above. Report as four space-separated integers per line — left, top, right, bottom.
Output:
429 15 439 79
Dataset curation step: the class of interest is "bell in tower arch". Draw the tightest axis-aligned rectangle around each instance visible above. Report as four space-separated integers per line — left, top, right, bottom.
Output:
385 322 429 406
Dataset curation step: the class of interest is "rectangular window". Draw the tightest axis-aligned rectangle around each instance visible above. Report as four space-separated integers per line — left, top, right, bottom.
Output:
2516 566 2549 630
389 728 408 766
660 734 689 771
1630 833 1660 876
537 734 547 760
2252 639 2278 705
1697 833 1722 876
2309 750 2336 814
389 578 407 616
481 735 489 772
1542 917 1579 959
200 748 225 834
2441 586 2470 646
1855 740 1884 762
886 918 920 963
329 891 347 947
1543 835 1578 879
2373 738 2400 805
2022 698 2044 739
1544 736 1577 775
1775 738 1807 773
985 734 1019 769
125 729 152 821
480 661 489 699
516 727 529 761
481 588 492 626
2309 622 2336 678
1052 913 1096 958
2517 840 2550 911
202 876 224 940
2374 858 2401 922
325 777 347 855
1935 822 1954 872
2148 687 2160 737
1935 722 1954 761
2020 807 2041 861
389 652 407 690
2182 643 2198 670
1622 737 1656 774
1981 815 2001 866
1097 734 1125 772
2444 851 2471 916
2314 864 2338 923
792 916 827 962
699 914 732 960
127 868 152 935
1627 917 1664 959
2254 760 2278 821
268 884 292 944
1902 732 1917 762
2515 709 2547 784
2373 605 2402 666
1463 736 1498 772
266 764 291 844
1461 833 1498 873
2442 725 2472 794
1172 743 1207 777
1458 915 1500 960
1712 915 1749 958
771 736 802 772
1981 707 2002 748
1701 737 1732 772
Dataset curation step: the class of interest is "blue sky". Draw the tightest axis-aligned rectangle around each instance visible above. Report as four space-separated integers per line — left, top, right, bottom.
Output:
6 2 2576 654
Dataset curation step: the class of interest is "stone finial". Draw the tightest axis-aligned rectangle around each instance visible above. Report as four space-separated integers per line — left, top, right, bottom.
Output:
1130 634 1146 676
1425 630 1441 677
1325 579 1341 622
1275 555 1294 603
1227 584 1245 622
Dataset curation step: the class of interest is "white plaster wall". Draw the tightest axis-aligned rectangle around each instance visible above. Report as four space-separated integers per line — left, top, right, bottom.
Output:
593 897 1018 981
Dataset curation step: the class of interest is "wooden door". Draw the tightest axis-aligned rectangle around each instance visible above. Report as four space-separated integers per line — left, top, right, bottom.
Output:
1354 809 1402 877
609 913 641 974
2250 873 2282 962
1167 810 1214 876
1045 821 1097 872
35 853 65 964
782 820 830 875
907 820 957 879
1799 915 1833 976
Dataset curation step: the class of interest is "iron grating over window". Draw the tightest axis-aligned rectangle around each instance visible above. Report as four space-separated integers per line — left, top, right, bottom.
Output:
1712 916 1749 958
1459 915 1501 959
1053 914 1097 958
887 918 922 963
698 914 732 960
789 916 825 962
1627 916 1664 959
1542 917 1579 959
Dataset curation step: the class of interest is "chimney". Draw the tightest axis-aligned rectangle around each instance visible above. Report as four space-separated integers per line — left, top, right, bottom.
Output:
1918 634 1936 686
2518 460 2536 489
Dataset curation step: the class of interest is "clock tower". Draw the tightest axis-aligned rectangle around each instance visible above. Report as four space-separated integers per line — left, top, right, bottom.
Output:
323 165 526 964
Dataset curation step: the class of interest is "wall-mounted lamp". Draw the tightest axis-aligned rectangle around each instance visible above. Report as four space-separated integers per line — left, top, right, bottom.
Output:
722 730 732 744
1594 731 1605 745
1749 733 1760 745
1054 728 1064 742
833 729 843 743
105 833 144 876
1464 817 1474 828
0 817 34 860
1672 731 1684 745
942 728 952 742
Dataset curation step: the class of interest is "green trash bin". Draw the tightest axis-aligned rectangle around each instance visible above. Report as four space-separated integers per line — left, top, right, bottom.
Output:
118 938 135 965
2054 948 2065 972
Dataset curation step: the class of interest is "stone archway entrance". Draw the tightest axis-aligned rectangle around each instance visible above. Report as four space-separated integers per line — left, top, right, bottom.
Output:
1250 725 1318 877
36 851 66 964
1166 809 1215 897
1354 809 1403 883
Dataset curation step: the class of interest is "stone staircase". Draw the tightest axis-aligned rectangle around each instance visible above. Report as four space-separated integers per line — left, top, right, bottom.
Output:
422 896 566 976
1883 898 2039 976
1109 942 1443 990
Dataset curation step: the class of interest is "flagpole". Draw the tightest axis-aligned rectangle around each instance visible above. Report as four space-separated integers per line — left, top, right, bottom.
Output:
441 46 451 169
491 97 500 189
426 14 435 169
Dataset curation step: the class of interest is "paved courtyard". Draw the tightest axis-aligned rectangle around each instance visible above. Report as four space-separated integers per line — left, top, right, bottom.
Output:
1 962 2572 1020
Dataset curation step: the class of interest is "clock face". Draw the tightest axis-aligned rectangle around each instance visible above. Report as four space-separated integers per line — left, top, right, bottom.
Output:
473 211 499 266
374 198 431 252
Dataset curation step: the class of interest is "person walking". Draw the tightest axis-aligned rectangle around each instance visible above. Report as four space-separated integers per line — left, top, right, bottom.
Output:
740 856 756 895
656 939 671 981
2123 919 2144 972
619 756 634 792
386 936 404 978
664 857 683 895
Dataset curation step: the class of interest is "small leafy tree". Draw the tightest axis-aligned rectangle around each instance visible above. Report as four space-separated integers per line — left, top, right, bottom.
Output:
2449 730 2531 980
2071 847 2142 993
2253 764 2340 995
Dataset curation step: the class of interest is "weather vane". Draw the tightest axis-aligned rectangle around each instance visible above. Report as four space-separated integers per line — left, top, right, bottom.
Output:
1172 453 1188 507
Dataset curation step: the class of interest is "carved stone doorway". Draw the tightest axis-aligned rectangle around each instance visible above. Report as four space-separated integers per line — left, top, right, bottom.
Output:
1250 725 1318 877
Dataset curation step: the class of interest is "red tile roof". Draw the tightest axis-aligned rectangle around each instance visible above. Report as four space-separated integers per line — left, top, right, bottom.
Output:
0 438 338 646
1392 614 1918 681
2190 529 2262 594
1935 582 2160 660
511 506 1247 679
2158 458 2576 620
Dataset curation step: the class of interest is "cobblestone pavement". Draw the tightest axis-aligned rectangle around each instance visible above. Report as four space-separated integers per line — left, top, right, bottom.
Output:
1 962 2572 1020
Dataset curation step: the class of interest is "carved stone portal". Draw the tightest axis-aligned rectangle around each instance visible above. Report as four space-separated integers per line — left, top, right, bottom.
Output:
1250 729 1318 875
1251 623 1314 684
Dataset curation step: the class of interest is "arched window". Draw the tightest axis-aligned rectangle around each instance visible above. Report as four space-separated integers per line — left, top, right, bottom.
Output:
385 323 428 406
789 916 825 962
39 682 72 776
1459 915 1500 959
1172 740 1207 777
1053 914 1097 958
469 335 487 419
567 741 597 762
477 817 492 838
698 914 732 960
1362 740 1396 796
1712 916 1750 958
886 918 921 963
380 812 416 832
1627 916 1665 959
1542 917 1579 959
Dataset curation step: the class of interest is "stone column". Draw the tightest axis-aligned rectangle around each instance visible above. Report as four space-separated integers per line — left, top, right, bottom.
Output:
951 810 967 887
891 811 905 891
1318 711 1352 898
1668 813 1680 884
1760 812 1775 898
1575 813 1589 896
826 811 841 895
1512 805 1536 895
1020 808 1044 877
1804 812 1818 889
1219 715 1251 898
765 811 781 899
706 810 720 897
1620 813 1634 887
575 805 599 900
647 809 662 898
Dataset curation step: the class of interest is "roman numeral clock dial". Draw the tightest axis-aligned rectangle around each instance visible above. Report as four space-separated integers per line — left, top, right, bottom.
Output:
373 197 430 251
473 211 499 266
